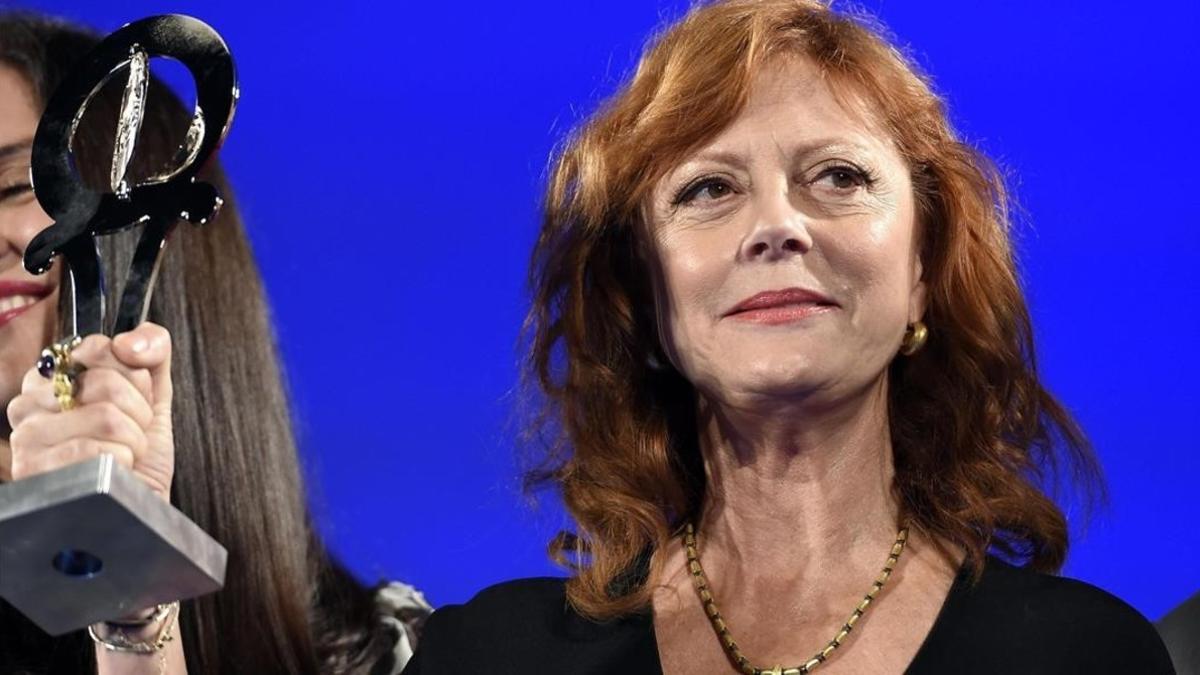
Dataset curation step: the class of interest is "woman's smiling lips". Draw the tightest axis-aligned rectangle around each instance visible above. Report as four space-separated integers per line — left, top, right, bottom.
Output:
0 279 52 330
724 287 838 325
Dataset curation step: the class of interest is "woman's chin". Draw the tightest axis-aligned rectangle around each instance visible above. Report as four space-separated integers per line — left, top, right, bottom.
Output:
700 360 886 410
704 374 829 407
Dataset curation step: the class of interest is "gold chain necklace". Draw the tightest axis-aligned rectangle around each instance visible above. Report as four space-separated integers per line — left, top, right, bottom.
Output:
682 523 910 675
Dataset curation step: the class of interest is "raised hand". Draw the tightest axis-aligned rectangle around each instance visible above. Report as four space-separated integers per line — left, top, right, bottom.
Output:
5 322 174 501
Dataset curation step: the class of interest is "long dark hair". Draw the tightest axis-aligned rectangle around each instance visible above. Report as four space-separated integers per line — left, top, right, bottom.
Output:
0 13 394 674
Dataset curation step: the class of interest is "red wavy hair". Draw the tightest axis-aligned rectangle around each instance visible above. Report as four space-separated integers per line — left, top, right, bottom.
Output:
523 0 1102 619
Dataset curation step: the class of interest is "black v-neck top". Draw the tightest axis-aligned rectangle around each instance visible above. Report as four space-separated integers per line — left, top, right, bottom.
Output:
402 555 1175 674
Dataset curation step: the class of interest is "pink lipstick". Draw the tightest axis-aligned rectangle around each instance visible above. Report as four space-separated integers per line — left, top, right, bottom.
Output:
0 280 52 330
725 287 837 325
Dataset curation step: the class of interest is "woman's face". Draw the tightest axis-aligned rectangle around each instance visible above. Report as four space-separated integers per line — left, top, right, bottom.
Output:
645 56 925 411
0 65 57 430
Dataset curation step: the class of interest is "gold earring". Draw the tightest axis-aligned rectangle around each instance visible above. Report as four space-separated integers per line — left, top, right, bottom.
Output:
900 321 928 356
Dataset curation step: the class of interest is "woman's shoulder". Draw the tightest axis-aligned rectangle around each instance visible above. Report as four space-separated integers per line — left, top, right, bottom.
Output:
910 555 1175 674
415 576 597 643
403 577 659 674
416 576 572 641
971 556 1162 635
435 576 570 616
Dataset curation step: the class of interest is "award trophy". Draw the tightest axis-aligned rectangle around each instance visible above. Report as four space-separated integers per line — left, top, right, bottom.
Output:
0 15 235 636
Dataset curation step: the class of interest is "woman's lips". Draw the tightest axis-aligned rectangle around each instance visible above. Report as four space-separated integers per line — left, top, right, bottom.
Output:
724 287 838 325
726 302 835 325
0 281 52 330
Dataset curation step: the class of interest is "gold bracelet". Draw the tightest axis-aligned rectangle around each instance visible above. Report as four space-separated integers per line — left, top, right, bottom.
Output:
88 601 180 655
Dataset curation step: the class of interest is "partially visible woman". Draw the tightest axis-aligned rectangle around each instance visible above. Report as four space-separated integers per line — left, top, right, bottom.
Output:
405 1 1173 673
1159 592 1198 674
0 13 428 675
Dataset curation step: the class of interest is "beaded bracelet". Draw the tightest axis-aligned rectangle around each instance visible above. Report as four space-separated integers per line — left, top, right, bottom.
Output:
88 601 180 655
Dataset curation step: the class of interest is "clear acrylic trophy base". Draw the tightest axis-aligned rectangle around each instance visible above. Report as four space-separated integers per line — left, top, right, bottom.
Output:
0 455 227 636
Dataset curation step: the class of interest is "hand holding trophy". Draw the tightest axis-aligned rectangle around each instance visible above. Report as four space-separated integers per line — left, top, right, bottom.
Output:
8 326 176 500
0 15 234 642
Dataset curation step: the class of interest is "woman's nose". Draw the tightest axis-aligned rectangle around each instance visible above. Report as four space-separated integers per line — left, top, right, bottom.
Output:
740 188 814 260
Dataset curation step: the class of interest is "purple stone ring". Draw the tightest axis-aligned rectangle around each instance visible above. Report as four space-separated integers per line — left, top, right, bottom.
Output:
36 336 84 412
35 335 83 380
36 350 57 379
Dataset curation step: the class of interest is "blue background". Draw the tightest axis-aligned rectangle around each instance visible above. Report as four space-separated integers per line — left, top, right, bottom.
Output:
8 1 1197 621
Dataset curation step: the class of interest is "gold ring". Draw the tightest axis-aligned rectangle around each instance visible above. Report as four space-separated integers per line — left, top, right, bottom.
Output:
37 336 83 412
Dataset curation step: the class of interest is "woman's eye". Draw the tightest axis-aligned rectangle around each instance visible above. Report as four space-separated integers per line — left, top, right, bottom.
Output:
0 182 33 203
811 165 873 193
675 178 735 205
0 164 34 204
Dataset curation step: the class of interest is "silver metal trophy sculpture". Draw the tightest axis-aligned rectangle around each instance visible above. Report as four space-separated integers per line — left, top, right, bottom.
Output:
0 15 236 636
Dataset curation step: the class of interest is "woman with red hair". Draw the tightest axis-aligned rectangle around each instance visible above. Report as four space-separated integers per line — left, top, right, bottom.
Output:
406 1 1173 673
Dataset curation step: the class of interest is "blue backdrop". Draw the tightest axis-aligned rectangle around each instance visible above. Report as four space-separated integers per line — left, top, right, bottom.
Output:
9 1 1197 621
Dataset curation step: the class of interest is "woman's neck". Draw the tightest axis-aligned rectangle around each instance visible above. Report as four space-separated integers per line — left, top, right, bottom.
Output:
694 376 901 574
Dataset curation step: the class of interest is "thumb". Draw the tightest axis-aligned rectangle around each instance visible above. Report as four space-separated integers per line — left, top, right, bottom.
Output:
112 322 174 411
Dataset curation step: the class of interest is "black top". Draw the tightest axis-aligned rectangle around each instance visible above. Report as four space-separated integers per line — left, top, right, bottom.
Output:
403 555 1175 674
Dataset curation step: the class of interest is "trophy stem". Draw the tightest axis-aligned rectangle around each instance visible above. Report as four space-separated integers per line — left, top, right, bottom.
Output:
115 217 174 335
63 237 105 337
